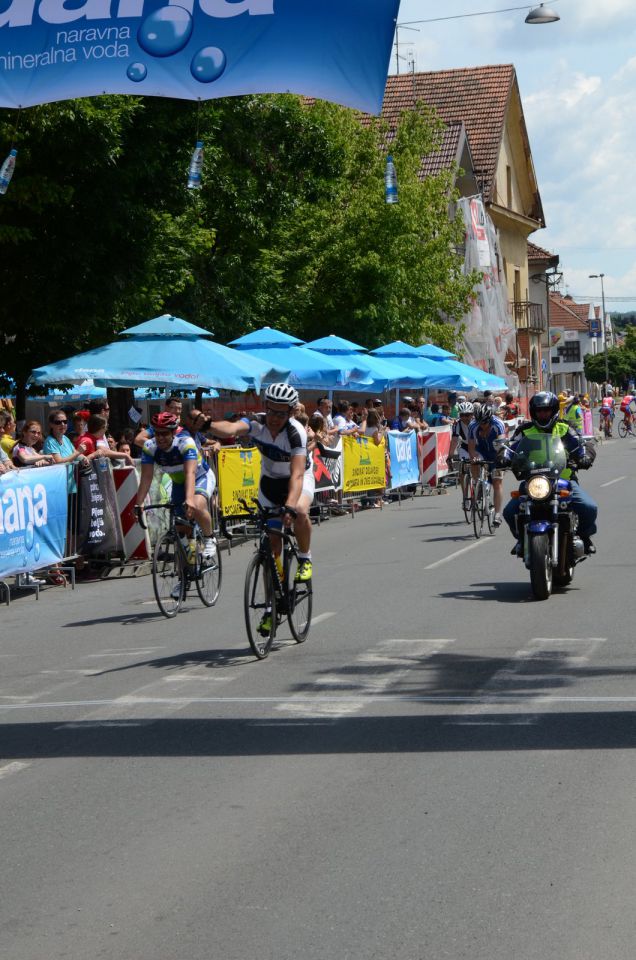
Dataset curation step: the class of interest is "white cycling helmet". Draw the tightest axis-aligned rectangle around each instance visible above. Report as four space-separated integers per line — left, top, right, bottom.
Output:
264 382 299 408
457 401 474 415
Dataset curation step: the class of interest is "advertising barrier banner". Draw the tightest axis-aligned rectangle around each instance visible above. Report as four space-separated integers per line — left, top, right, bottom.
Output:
312 439 342 495
342 435 385 494
113 466 150 561
0 463 68 577
387 430 419 489
0 0 399 114
77 462 125 557
419 427 452 487
218 446 261 516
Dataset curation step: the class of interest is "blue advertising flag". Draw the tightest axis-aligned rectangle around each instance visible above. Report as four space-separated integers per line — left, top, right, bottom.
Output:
387 430 419 490
0 465 68 577
0 0 399 114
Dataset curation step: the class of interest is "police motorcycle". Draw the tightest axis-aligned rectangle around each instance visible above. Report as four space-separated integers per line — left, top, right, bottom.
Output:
496 433 586 600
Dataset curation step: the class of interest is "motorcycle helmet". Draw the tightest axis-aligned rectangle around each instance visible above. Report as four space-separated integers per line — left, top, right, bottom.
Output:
264 382 299 408
529 391 560 431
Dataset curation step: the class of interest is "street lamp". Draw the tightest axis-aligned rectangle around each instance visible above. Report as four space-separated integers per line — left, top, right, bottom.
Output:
589 273 609 384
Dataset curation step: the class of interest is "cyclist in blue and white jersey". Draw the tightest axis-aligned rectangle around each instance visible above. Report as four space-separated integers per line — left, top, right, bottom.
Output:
467 405 506 526
135 412 216 559
208 383 314 582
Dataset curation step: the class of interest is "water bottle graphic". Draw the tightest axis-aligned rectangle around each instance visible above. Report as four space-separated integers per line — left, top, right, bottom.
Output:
187 538 197 565
384 154 398 204
0 149 17 195
241 451 255 487
97 456 109 473
187 140 204 190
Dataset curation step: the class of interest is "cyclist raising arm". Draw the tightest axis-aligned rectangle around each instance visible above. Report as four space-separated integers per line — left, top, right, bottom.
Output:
209 384 314 582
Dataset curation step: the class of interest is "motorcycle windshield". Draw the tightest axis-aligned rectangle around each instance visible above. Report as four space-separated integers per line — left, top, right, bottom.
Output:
511 434 567 480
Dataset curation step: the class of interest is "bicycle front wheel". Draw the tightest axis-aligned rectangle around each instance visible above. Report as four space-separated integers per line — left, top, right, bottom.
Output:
472 482 485 539
462 476 472 524
152 531 184 618
285 553 313 643
195 537 222 607
485 484 497 534
244 553 277 659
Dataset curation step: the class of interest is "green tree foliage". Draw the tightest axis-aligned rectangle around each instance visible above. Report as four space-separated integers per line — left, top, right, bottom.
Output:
0 98 213 410
584 327 636 385
1 93 479 411
176 96 477 349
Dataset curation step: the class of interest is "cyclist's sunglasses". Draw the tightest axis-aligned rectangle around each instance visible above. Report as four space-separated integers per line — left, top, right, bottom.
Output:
265 406 289 419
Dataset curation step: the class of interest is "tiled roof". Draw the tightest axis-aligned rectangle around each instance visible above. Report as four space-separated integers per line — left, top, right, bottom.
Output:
420 120 466 178
549 294 589 331
528 241 558 262
382 66 516 203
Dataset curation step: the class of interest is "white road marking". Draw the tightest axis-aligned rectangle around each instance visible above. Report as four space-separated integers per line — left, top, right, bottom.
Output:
0 693 634 711
600 476 626 488
276 638 456 719
54 721 153 730
310 611 337 626
0 761 30 780
424 537 494 570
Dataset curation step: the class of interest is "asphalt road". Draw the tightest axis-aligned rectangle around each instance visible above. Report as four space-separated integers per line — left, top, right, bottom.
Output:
1 436 635 960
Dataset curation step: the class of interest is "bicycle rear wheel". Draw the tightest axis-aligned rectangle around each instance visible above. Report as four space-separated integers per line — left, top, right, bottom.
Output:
244 553 277 659
472 481 485 539
285 552 313 643
152 531 184 618
195 534 222 607
618 419 627 438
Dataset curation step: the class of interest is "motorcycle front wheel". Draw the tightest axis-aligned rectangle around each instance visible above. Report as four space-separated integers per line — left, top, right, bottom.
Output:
529 533 553 600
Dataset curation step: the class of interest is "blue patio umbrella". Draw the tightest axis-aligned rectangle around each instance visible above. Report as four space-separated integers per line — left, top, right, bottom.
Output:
370 341 462 388
414 346 507 391
305 335 435 391
229 328 372 389
29 315 284 393
416 343 458 359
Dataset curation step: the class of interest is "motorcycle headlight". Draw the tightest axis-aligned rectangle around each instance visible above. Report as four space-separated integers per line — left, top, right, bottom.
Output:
527 476 551 500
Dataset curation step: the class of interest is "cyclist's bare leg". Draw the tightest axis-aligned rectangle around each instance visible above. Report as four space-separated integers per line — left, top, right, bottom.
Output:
293 493 312 555
191 494 212 537
492 477 503 514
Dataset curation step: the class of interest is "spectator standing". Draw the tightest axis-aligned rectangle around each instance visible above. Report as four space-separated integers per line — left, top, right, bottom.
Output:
501 392 520 420
317 397 335 430
0 410 17 457
12 421 56 467
135 396 183 446
333 400 361 435
76 415 134 465
0 445 15 473
43 410 85 490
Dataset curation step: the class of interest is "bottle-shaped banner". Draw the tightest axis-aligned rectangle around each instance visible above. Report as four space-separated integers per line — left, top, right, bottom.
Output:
0 149 17 195
384 154 398 204
187 140 204 190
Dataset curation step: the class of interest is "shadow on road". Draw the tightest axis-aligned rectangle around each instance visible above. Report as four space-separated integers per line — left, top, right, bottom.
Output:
0 710 634 759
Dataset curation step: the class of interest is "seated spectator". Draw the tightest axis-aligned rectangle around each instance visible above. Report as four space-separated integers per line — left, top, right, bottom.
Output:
0 410 17 457
76 415 134 465
12 421 56 468
423 402 451 427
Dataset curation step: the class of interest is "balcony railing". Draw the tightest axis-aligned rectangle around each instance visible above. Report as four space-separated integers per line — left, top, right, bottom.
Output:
509 300 546 334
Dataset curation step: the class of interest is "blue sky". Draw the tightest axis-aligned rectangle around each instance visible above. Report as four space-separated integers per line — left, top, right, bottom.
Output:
393 0 636 314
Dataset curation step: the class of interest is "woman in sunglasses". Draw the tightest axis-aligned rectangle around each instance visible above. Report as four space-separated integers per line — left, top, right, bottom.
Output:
43 410 87 491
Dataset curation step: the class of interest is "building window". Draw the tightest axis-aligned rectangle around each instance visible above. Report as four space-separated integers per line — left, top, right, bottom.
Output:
557 341 581 363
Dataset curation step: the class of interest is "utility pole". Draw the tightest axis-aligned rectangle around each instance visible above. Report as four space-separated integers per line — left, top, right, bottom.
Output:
589 273 609 384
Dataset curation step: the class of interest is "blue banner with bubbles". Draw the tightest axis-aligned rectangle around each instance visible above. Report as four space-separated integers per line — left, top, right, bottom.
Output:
387 430 419 490
0 0 399 114
0 465 67 577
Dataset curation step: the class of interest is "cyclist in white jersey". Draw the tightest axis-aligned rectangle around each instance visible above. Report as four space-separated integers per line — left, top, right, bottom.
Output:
209 383 314 582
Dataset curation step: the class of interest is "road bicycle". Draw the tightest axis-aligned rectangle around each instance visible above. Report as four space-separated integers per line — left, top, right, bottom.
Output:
239 499 313 660
470 460 498 539
617 414 636 438
136 503 222 618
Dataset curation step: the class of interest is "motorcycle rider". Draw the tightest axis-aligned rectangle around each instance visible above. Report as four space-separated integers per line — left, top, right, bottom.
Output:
500 392 598 555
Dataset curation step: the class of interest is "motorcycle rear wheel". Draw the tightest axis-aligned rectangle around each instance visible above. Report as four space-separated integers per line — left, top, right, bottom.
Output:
529 533 553 600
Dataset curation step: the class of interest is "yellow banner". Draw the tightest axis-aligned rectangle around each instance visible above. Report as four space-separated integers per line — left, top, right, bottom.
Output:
342 435 386 493
217 446 261 517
